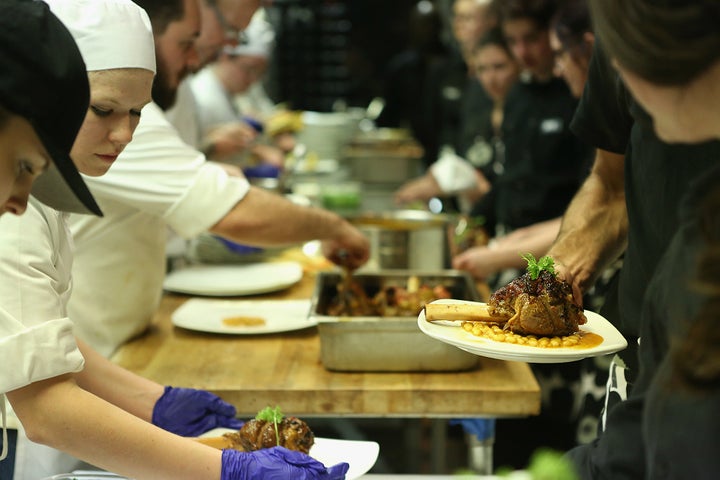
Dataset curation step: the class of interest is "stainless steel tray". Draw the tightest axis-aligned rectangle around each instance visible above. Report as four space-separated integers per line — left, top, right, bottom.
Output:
310 270 481 372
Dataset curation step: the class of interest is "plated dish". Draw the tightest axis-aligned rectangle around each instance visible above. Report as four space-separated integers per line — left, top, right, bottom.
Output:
163 261 303 296
200 428 380 480
418 299 627 363
172 299 315 335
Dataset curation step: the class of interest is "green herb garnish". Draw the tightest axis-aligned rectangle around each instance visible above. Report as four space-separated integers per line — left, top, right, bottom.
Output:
256 405 284 446
522 253 557 280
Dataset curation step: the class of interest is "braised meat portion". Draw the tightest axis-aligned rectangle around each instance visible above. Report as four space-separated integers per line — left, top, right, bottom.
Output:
488 270 586 336
328 278 453 317
234 417 315 454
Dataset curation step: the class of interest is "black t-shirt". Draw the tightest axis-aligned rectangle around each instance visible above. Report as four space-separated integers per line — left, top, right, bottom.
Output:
570 41 720 339
641 165 720 480
419 51 471 167
494 75 592 231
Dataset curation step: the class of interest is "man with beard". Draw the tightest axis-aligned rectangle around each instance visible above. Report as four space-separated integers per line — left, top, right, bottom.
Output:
166 0 261 152
66 0 370 358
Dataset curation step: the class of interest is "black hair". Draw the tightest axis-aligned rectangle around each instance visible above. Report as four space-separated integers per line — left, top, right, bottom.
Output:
473 26 512 57
589 0 720 85
132 0 186 36
497 0 558 30
0 104 10 130
552 0 591 50
671 185 720 389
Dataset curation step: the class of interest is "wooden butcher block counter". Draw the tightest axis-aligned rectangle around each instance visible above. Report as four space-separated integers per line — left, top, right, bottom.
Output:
111 262 540 419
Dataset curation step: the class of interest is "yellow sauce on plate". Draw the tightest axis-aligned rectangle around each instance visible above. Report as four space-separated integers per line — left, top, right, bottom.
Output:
461 322 603 349
222 316 266 327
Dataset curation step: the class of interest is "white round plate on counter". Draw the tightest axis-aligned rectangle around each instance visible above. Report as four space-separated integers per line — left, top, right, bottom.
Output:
200 428 380 480
171 299 315 335
163 261 303 296
418 299 627 363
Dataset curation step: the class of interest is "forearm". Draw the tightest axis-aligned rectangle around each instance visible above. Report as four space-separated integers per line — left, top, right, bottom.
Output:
74 338 163 422
7 375 221 480
497 217 561 246
210 186 351 246
548 149 628 292
492 219 562 269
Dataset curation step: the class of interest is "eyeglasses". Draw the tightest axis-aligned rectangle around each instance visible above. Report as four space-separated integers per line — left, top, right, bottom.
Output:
211 3 242 45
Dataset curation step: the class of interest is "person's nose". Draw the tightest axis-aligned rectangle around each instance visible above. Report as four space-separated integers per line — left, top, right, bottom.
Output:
109 119 134 147
3 191 29 216
185 44 201 72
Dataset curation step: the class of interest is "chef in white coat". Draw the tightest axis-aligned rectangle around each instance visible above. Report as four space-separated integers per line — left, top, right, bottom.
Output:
67 0 369 359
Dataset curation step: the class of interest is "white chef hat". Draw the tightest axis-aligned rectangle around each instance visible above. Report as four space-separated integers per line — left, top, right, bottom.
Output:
228 10 275 58
44 0 156 73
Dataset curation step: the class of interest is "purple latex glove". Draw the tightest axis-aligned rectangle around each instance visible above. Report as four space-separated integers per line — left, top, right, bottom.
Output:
221 447 349 480
152 386 244 437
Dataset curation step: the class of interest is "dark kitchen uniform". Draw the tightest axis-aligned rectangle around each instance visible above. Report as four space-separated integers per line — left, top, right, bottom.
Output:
492 74 592 234
641 164 720 480
419 51 473 168
457 79 497 181
566 40 720 480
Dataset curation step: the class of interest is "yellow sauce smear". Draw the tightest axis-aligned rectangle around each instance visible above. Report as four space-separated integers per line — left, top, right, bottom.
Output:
222 316 266 327
461 322 603 349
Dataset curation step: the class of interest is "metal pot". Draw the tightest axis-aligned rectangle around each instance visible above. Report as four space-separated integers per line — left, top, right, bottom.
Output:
350 210 457 271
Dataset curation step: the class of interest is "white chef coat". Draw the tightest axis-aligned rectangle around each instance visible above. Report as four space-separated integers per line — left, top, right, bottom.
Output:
234 81 275 122
189 66 240 134
67 101 250 358
0 197 86 478
165 78 201 149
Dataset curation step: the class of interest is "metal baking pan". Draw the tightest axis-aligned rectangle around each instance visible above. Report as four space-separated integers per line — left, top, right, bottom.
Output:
310 270 480 372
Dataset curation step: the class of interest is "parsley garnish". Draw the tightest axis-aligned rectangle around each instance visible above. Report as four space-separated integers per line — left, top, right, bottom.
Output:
256 405 284 446
522 253 557 280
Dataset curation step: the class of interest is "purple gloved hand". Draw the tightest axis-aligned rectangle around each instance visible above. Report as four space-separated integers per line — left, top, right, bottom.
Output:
221 447 349 480
152 386 244 437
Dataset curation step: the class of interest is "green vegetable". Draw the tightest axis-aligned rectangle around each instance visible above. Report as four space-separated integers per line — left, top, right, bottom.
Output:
522 253 557 280
526 448 579 480
255 405 284 446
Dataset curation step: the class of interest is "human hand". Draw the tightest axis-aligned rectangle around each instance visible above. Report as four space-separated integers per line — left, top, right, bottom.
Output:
322 221 370 270
393 175 441 205
251 144 286 169
221 447 349 480
549 258 584 307
152 386 244 437
207 122 258 159
452 246 503 281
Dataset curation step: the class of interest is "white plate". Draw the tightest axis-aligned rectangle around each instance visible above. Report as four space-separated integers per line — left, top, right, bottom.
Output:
418 299 627 363
200 428 380 480
163 262 303 296
172 299 315 334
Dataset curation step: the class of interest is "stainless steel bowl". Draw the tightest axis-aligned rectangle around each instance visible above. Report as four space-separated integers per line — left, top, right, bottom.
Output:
349 210 457 271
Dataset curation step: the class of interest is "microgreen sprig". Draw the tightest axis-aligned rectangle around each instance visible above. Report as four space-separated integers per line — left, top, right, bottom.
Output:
522 253 557 280
256 405 284 446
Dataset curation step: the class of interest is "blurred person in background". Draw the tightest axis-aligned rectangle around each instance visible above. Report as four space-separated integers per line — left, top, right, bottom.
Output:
418 0 499 170
453 0 592 290
394 27 519 213
166 0 263 158
190 10 289 169
375 0 449 150
65 0 369 359
548 0 593 99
